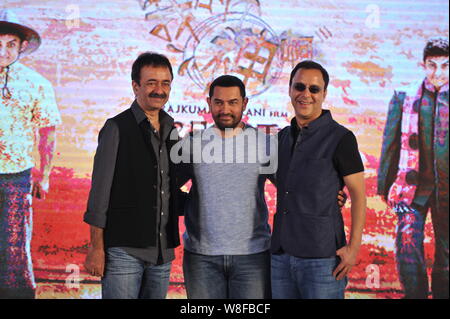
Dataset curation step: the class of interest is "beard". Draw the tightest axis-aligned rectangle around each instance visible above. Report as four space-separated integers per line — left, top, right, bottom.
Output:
212 113 243 131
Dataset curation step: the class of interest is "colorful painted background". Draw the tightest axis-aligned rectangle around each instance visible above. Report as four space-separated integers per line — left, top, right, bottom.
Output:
3 0 449 298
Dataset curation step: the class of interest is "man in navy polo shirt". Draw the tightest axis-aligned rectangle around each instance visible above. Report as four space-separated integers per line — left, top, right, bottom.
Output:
271 60 367 299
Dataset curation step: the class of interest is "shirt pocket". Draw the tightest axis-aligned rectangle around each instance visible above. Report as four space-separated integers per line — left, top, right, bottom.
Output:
292 214 336 257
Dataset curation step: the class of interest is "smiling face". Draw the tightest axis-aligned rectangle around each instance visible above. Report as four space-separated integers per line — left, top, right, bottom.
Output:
208 86 248 130
132 65 172 112
289 68 327 126
0 33 28 69
423 56 449 89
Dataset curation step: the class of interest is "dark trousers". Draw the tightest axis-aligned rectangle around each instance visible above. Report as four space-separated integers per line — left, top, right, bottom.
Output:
395 195 449 299
0 169 35 299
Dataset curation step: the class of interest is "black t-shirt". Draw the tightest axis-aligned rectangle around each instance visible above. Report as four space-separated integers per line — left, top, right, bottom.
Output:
291 116 364 177
332 131 365 177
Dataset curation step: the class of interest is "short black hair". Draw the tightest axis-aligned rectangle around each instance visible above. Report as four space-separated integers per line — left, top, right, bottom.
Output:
289 60 330 90
423 37 449 61
0 27 26 42
209 75 246 98
131 52 173 84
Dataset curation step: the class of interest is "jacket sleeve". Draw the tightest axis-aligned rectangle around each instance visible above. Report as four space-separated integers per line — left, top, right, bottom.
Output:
377 90 404 200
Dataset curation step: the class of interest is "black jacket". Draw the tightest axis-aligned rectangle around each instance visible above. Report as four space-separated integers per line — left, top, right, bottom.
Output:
271 110 349 258
103 108 181 249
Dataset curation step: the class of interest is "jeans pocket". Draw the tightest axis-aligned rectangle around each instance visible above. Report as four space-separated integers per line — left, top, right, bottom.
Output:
105 247 140 267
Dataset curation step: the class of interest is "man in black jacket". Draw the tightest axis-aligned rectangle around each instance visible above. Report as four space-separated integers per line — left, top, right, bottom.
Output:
83 52 181 299
271 60 366 299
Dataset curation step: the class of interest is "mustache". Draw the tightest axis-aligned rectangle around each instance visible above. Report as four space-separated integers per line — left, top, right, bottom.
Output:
218 113 235 118
148 92 167 99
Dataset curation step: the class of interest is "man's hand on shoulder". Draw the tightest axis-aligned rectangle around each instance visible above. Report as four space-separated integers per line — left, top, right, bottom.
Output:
337 190 347 207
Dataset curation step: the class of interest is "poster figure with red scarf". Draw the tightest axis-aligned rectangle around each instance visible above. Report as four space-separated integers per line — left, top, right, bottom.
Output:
378 37 449 299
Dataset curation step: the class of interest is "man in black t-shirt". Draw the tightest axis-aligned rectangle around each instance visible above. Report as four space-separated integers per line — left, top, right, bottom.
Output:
271 60 367 299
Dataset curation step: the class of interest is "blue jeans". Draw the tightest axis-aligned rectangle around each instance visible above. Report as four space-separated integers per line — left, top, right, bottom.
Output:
101 247 171 299
271 253 347 299
183 249 271 299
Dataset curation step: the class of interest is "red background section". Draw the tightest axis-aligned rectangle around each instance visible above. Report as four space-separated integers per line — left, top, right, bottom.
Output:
31 165 436 298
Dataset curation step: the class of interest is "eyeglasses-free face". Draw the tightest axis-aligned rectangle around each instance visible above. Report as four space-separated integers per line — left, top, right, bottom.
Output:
423 56 449 89
208 86 248 131
0 34 26 69
132 65 172 113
